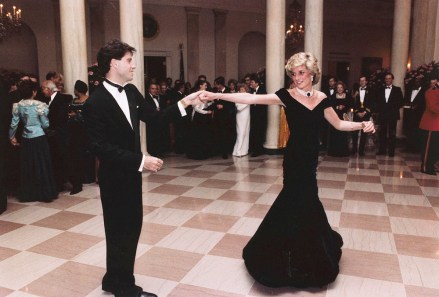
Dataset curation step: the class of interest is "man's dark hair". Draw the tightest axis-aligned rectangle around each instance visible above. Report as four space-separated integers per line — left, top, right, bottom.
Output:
97 39 136 75
45 71 58 80
18 80 38 99
249 73 260 84
359 74 368 81
385 72 395 79
214 76 225 86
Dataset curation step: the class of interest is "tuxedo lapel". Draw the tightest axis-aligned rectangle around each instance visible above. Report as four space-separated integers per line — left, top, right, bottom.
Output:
126 90 139 132
103 87 134 132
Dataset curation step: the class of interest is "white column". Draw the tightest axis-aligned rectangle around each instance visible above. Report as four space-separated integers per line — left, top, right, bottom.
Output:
264 0 285 150
119 0 147 153
59 0 88 94
391 0 411 138
304 0 323 91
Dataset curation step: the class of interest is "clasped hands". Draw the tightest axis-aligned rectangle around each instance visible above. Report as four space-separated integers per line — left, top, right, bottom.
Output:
362 121 375 134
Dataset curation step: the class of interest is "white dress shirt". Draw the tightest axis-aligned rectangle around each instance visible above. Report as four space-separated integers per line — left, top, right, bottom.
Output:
385 86 392 102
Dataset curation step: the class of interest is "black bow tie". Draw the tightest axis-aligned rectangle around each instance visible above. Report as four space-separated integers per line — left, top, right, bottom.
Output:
360 87 366 90
153 95 159 99
105 79 125 93
329 87 334 90
386 86 391 89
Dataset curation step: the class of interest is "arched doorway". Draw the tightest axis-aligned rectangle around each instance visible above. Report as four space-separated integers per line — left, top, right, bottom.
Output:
238 31 266 80
0 23 38 75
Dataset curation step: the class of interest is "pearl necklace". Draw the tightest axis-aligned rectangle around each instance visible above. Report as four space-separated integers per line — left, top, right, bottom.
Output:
296 88 314 97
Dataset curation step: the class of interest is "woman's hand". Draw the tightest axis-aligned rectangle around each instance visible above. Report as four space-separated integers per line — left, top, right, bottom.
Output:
200 91 217 102
182 91 204 106
10 137 20 146
362 121 375 133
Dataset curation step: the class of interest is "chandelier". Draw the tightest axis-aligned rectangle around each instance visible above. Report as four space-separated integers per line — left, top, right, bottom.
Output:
0 3 23 41
285 0 304 45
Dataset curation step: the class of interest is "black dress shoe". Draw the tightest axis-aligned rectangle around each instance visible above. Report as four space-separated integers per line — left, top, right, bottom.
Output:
421 170 436 176
70 187 82 195
137 291 158 297
376 151 386 155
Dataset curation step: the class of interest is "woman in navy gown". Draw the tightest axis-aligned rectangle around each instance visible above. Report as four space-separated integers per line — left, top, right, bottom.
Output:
202 52 375 288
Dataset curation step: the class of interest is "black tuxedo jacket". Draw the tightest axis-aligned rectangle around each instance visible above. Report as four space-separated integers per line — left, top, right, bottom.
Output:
48 92 72 132
403 87 426 112
324 87 335 98
376 85 404 121
145 93 160 111
213 87 235 119
84 84 181 176
353 87 375 121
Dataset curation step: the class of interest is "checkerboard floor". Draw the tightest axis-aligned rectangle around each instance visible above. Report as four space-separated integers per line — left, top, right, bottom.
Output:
1 149 438 297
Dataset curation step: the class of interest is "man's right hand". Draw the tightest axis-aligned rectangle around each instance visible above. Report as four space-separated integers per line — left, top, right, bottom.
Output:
143 156 163 173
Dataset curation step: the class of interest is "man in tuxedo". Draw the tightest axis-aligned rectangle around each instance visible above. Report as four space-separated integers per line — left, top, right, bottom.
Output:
41 79 72 191
403 78 426 153
145 83 168 157
320 76 337 151
352 75 375 156
249 74 267 157
83 39 201 297
376 73 404 157
212 76 235 159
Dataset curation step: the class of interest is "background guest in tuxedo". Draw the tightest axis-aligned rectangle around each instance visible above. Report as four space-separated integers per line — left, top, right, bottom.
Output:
249 73 267 157
403 77 426 153
172 81 189 153
352 75 375 156
41 79 72 191
212 76 236 159
9 80 58 202
376 73 404 157
320 76 337 151
145 83 169 157
186 79 214 160
83 39 202 297
419 80 439 175
327 81 351 157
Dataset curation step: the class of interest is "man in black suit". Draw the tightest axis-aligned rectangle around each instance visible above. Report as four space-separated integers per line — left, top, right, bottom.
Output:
320 76 337 151
83 39 201 297
352 75 375 156
403 78 426 153
41 79 72 191
145 82 168 157
249 74 267 157
212 76 235 159
376 73 404 157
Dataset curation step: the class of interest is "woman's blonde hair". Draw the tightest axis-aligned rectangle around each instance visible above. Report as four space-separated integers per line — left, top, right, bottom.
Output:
285 52 321 85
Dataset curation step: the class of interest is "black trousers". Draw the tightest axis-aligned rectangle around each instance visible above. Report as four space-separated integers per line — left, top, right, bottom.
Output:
378 118 397 154
420 129 439 173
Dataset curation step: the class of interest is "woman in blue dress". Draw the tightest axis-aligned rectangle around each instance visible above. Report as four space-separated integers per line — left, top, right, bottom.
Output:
9 80 58 202
202 52 375 288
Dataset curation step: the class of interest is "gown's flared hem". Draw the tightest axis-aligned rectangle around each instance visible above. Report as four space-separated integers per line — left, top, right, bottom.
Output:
242 187 343 288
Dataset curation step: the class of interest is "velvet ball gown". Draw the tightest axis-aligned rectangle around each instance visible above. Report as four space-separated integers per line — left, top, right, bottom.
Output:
242 88 343 288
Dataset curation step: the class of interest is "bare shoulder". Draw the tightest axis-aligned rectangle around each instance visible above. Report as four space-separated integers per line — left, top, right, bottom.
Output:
315 90 327 100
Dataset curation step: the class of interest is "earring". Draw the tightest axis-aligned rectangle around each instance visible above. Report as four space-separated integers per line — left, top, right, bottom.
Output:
312 76 314 82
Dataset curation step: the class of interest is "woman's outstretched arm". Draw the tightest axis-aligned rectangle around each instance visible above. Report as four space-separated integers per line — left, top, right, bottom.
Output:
201 91 283 105
324 107 375 133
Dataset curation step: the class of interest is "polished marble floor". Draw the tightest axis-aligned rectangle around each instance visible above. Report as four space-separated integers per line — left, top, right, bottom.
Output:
0 149 438 297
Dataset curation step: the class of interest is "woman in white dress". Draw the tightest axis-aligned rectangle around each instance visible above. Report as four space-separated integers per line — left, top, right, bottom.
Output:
233 83 251 157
